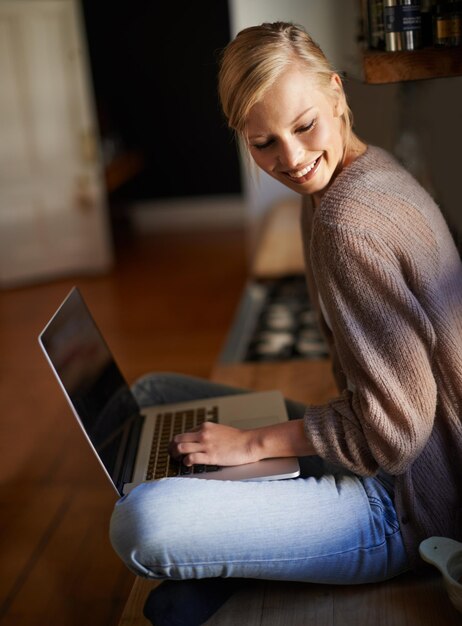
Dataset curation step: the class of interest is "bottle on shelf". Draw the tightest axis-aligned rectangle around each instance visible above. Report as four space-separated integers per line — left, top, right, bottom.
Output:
363 0 462 50
384 0 423 50
433 0 462 46
367 0 386 49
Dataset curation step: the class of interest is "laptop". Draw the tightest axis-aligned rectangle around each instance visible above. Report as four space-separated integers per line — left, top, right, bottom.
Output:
38 288 300 496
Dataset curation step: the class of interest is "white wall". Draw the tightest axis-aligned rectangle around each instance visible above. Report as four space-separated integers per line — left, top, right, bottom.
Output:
229 0 359 72
228 0 462 245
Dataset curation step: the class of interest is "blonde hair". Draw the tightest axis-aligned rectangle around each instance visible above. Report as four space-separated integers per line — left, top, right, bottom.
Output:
218 21 353 147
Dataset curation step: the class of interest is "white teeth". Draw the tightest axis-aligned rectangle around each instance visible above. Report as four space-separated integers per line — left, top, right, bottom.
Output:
290 158 318 178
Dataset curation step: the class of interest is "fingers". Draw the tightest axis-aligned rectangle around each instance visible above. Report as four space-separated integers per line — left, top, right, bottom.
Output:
168 422 249 467
172 441 217 466
169 443 214 467
171 422 215 448
174 430 202 442
168 433 203 462
174 441 204 457
180 452 212 467
169 423 218 465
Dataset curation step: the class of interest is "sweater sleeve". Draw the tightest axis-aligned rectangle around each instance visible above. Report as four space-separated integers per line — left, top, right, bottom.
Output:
304 220 437 476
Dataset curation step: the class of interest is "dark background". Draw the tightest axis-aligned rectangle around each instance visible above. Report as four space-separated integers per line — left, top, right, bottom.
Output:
81 0 242 201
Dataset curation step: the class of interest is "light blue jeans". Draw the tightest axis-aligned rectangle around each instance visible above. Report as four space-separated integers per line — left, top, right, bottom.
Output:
110 373 410 585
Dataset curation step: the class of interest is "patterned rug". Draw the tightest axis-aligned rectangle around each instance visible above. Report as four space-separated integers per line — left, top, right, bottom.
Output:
220 274 329 363
243 274 328 362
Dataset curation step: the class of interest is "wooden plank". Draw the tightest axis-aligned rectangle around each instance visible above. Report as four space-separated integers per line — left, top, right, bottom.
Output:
363 47 462 84
3 487 133 625
211 360 337 406
118 579 160 626
251 200 305 279
205 581 265 626
0 486 70 612
333 572 461 625
259 582 333 626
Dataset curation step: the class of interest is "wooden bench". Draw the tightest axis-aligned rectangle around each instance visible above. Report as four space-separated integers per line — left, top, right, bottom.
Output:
118 202 461 625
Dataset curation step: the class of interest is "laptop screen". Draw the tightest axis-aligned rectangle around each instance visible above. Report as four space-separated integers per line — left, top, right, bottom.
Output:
39 288 140 492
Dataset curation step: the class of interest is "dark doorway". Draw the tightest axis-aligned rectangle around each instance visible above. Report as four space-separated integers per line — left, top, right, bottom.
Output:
81 1 242 201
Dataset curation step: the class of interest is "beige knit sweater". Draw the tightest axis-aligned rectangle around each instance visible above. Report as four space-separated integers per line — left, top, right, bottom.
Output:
300 146 462 569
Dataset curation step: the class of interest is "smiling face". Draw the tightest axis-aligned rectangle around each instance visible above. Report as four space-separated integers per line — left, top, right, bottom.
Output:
245 65 347 200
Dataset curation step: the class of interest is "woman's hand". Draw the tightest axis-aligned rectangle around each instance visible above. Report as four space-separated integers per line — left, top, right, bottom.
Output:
169 418 315 468
169 422 257 467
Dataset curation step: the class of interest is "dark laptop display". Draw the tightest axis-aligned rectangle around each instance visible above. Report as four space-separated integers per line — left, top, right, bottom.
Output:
39 288 141 493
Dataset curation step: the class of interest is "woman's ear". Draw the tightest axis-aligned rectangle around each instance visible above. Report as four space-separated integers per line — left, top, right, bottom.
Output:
330 73 347 118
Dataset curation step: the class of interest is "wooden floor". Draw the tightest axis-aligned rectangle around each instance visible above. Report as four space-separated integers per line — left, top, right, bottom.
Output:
0 223 248 626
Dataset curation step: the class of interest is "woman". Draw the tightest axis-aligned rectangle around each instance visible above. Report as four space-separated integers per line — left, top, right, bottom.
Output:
110 21 462 624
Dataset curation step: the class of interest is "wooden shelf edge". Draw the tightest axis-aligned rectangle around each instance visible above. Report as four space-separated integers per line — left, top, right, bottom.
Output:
363 47 462 84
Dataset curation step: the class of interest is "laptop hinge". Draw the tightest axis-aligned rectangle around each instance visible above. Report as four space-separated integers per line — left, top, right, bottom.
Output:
114 413 144 495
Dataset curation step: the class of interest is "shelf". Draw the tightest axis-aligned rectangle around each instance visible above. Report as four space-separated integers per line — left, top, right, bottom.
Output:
363 47 462 84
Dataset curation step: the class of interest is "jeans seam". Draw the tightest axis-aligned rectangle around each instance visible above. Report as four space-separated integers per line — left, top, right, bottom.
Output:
149 540 398 571
367 495 401 533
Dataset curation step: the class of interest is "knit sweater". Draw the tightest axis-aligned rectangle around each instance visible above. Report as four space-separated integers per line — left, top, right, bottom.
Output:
300 145 462 570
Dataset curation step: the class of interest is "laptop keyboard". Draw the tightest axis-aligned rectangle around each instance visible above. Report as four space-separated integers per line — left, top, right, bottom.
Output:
146 406 222 480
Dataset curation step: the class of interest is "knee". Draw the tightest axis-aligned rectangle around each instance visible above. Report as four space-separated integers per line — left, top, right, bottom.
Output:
131 372 204 407
131 372 181 406
110 483 164 577
109 479 191 579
